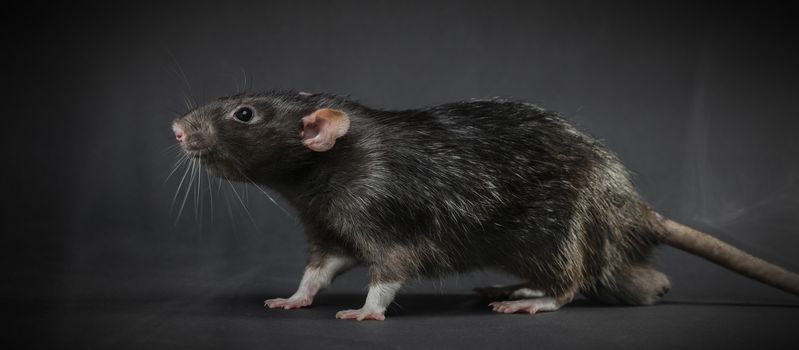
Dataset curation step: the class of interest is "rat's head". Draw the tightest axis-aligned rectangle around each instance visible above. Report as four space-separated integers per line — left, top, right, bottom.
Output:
171 93 350 181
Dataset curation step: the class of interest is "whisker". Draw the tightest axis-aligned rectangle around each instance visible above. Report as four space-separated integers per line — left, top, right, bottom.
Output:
220 180 239 236
226 177 260 231
205 163 214 224
163 153 190 185
241 67 248 93
159 143 181 154
196 157 203 229
183 93 193 111
171 158 194 212
169 51 197 108
175 158 198 225
238 171 293 220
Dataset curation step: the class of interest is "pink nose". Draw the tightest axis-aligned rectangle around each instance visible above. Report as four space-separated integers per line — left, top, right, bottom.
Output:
173 123 185 141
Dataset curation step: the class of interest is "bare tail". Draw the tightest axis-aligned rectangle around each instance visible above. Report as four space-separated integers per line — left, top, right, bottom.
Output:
658 217 799 295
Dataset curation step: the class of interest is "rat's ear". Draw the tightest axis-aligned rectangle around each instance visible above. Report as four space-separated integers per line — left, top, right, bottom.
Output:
300 108 350 152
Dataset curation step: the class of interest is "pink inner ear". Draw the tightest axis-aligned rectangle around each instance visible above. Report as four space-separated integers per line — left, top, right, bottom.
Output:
303 123 320 140
301 108 349 152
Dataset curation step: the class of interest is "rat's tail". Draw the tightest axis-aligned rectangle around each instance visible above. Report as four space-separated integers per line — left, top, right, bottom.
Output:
655 215 799 295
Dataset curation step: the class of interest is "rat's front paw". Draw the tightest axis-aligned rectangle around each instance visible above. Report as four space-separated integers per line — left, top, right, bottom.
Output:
264 296 313 310
335 308 386 321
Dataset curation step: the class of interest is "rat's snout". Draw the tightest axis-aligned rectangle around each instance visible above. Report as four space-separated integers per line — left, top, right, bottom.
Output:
172 120 215 156
173 123 185 141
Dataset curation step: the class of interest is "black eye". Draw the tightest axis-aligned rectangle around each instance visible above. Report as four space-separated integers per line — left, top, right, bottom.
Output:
234 107 254 122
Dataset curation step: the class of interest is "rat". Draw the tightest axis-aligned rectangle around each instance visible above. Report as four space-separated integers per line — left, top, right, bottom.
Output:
171 90 799 321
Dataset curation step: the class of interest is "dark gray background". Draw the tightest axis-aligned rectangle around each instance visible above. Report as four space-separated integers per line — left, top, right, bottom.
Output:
3 1 798 348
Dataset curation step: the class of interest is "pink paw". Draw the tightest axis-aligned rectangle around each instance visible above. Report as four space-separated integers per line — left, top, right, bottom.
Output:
490 300 539 314
335 308 386 321
264 296 313 310
489 298 559 314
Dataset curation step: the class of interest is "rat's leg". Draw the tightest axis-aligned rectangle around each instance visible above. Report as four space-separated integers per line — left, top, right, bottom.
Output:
474 283 546 300
583 264 671 305
335 263 405 321
487 252 582 314
264 251 357 310
334 280 402 321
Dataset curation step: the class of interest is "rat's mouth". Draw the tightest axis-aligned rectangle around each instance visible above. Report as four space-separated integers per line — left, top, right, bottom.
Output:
181 144 216 159
199 158 235 179
182 151 233 178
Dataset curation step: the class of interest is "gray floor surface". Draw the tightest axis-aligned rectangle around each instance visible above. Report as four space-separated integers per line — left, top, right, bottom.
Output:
6 241 798 349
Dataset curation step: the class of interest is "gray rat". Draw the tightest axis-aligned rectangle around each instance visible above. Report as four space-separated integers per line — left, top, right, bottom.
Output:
171 90 799 321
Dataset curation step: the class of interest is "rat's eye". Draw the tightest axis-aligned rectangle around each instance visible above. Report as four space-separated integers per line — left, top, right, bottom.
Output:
233 107 254 123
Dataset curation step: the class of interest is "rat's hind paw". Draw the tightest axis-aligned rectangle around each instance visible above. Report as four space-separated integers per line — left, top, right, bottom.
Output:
489 297 561 314
335 308 386 321
264 296 313 310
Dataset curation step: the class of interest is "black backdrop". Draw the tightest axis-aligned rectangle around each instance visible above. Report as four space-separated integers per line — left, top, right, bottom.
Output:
4 1 798 348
